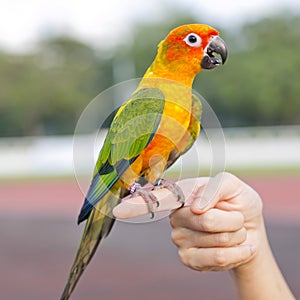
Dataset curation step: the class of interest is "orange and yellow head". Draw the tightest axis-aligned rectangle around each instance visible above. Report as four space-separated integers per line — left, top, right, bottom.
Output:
149 24 227 84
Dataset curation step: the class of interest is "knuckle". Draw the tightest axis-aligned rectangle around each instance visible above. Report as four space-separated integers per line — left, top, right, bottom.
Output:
245 186 264 214
217 232 230 245
171 229 183 246
200 213 215 231
220 171 237 182
238 212 245 224
178 248 189 266
169 209 187 228
239 227 247 240
213 249 227 266
234 212 245 228
252 190 263 212
218 172 241 189
169 214 177 228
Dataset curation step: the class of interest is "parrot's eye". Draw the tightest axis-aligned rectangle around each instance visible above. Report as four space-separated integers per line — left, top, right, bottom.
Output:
184 33 202 47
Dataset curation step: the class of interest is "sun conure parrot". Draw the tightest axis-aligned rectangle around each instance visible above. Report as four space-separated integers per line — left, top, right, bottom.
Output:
60 24 227 300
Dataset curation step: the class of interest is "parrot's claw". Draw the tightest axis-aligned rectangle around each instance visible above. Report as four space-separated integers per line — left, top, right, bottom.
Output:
154 178 185 207
127 182 159 218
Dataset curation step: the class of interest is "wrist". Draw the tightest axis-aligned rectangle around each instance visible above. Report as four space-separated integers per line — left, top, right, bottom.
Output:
231 218 295 300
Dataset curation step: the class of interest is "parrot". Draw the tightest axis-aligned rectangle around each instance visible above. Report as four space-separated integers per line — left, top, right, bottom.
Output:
60 24 227 300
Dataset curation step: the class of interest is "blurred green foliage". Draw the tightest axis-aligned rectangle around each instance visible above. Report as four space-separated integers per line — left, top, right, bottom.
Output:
0 13 299 137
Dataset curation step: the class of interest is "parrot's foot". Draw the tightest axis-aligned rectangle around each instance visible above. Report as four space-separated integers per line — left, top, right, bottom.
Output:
154 178 185 207
127 182 159 219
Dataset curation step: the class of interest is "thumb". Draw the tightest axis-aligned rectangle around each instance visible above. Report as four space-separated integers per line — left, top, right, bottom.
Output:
189 183 219 214
190 172 237 214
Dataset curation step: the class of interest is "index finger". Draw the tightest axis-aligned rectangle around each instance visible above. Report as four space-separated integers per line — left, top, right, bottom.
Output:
113 177 209 219
170 207 244 233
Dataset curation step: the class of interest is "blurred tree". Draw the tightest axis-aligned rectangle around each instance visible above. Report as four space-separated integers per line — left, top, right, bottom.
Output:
197 14 300 126
0 13 299 136
0 37 114 136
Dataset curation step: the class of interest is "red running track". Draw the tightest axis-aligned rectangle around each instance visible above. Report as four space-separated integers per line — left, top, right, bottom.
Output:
0 174 299 300
0 174 299 220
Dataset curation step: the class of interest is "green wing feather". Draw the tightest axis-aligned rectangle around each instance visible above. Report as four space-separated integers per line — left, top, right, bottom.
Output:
96 87 165 168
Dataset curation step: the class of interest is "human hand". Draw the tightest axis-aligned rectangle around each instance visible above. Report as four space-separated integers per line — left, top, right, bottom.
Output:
169 172 263 272
113 172 263 272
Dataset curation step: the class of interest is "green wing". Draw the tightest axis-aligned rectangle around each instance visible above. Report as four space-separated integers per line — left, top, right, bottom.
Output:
166 93 202 169
97 87 165 168
78 87 165 223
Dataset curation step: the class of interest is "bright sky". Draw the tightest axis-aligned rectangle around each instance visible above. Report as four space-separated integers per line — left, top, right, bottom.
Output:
1 0 299 52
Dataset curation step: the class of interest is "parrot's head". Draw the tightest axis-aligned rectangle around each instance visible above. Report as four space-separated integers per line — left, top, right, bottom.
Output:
154 24 228 83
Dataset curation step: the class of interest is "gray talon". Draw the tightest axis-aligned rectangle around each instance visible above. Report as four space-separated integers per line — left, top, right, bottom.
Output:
128 182 157 218
155 178 185 206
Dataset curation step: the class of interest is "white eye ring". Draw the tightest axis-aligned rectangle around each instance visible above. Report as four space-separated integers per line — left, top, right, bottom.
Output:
184 33 202 47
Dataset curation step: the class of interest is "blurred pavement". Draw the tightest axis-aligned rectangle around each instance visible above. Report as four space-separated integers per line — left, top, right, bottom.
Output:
0 175 299 300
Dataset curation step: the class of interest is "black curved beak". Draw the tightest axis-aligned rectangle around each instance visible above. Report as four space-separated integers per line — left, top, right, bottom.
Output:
201 36 228 70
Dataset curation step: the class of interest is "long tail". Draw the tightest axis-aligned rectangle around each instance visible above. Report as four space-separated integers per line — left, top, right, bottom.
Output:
60 185 122 300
